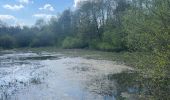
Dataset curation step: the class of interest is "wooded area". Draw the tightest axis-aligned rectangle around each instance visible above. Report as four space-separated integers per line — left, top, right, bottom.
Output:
0 0 169 99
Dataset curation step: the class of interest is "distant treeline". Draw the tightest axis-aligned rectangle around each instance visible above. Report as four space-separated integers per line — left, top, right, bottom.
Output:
0 0 169 99
0 0 169 53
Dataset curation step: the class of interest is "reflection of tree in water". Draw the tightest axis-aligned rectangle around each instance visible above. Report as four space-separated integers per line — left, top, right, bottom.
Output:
86 71 170 100
86 75 117 96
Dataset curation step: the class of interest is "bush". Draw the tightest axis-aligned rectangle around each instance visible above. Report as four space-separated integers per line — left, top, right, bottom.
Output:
97 42 115 51
30 38 42 47
89 39 114 51
62 37 87 49
30 35 54 47
90 30 126 52
0 35 16 49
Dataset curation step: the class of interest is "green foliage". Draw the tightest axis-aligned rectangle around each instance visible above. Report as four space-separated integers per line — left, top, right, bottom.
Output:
15 27 35 47
104 30 125 51
122 0 170 99
30 35 54 47
0 35 15 49
97 42 115 51
91 29 126 52
62 37 87 49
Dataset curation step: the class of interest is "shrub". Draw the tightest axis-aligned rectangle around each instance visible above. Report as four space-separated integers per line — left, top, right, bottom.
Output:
30 35 54 47
91 30 126 52
0 35 16 49
62 37 87 49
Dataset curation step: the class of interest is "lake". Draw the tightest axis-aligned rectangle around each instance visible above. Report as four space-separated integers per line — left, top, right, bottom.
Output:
0 49 139 100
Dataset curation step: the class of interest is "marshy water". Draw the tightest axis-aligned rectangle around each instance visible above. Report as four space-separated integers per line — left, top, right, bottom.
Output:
0 49 139 100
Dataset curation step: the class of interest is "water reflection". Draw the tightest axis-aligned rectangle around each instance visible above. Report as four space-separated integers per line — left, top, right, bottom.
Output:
87 70 170 100
0 51 130 100
0 50 148 100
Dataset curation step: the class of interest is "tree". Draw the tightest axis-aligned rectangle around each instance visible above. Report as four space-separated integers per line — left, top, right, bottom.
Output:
0 35 15 49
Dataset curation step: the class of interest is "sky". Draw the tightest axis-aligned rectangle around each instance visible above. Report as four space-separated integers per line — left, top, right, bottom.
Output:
0 0 85 26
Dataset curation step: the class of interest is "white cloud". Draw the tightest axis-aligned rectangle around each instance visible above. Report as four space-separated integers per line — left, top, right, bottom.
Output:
3 4 24 10
39 4 54 11
18 0 30 4
0 15 27 26
16 21 26 27
33 13 57 21
74 0 89 7
0 15 19 26
18 0 34 5
0 15 16 21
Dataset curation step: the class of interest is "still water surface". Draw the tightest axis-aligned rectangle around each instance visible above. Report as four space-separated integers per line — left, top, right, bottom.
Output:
0 50 133 100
